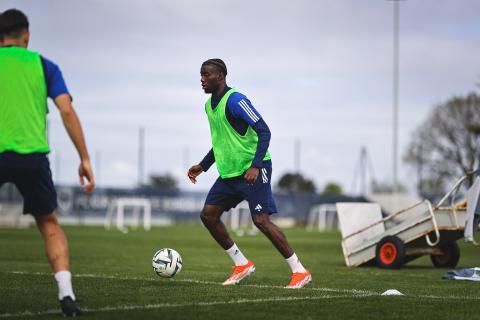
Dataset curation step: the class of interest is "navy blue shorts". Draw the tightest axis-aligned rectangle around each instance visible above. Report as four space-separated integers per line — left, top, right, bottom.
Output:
0 151 57 216
205 160 277 215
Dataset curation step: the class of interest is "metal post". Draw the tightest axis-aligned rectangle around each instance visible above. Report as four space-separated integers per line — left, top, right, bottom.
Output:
95 150 100 186
294 139 301 173
138 127 145 186
55 152 61 182
392 0 400 193
183 147 189 172
360 147 367 195
388 0 405 193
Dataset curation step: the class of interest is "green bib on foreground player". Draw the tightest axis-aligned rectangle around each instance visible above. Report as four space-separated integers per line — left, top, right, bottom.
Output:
0 47 49 154
205 88 271 178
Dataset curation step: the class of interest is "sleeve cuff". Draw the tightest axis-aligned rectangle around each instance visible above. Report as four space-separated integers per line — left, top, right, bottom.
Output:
251 160 263 168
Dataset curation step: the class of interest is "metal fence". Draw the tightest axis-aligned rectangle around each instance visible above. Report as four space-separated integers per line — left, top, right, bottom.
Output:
0 183 366 228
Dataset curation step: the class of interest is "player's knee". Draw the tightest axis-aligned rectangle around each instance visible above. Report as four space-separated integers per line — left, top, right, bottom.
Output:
35 211 59 229
200 209 217 226
252 214 269 230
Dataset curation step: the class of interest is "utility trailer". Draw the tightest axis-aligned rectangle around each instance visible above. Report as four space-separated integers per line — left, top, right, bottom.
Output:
337 172 479 269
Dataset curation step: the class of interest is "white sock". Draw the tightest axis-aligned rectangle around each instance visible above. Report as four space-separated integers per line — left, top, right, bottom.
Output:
54 270 76 301
225 244 249 266
286 253 307 273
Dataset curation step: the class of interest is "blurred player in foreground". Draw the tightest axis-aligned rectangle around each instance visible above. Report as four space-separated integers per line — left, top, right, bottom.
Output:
188 58 311 288
0 8 95 316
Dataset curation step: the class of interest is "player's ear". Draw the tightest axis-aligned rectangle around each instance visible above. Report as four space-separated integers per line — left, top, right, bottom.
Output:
23 31 30 48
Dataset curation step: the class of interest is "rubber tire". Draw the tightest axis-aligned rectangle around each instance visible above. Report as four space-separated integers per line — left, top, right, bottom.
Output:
430 242 460 268
375 235 406 269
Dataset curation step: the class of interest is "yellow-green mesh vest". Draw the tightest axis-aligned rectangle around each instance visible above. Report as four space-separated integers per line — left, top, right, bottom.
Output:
0 47 49 154
205 88 271 178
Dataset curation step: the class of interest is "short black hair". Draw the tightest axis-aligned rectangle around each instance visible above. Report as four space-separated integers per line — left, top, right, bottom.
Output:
0 9 29 39
202 58 227 76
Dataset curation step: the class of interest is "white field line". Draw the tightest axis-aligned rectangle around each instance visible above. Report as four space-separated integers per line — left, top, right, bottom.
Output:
4 271 376 296
5 270 480 301
0 294 357 318
1 270 480 318
5 270 480 300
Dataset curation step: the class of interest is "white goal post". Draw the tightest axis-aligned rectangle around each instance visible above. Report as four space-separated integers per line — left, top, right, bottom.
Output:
306 203 338 231
0 202 32 228
224 201 258 236
104 197 152 233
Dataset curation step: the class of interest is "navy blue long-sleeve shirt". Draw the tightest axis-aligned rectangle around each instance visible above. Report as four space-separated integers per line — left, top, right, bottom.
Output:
200 86 271 172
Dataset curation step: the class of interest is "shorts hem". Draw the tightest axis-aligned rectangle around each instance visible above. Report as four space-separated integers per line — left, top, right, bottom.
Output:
251 209 277 215
24 206 57 217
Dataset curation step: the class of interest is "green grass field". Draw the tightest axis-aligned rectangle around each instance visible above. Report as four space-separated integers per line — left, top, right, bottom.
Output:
0 225 479 319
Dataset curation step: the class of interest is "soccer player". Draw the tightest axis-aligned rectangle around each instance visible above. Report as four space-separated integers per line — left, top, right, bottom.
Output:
0 9 95 316
187 59 312 288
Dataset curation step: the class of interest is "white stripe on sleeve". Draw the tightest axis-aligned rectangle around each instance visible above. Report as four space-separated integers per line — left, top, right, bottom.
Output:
240 100 260 121
238 100 260 122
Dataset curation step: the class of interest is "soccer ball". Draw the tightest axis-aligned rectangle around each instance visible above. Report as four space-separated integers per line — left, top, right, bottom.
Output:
152 248 183 278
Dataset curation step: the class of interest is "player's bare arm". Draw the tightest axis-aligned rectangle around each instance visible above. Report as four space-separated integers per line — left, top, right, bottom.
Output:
54 94 95 193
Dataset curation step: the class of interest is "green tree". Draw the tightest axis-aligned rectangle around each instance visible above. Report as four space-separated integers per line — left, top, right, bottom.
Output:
276 172 316 193
146 173 178 190
321 182 343 195
404 92 480 195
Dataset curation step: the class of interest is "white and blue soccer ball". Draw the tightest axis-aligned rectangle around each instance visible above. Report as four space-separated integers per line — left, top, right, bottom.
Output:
152 248 183 278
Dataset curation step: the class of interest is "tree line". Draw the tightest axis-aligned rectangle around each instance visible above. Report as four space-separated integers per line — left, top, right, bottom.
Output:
145 84 480 197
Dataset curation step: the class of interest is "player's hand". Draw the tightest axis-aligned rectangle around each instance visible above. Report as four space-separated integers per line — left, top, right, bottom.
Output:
244 167 259 185
187 164 203 184
79 159 95 193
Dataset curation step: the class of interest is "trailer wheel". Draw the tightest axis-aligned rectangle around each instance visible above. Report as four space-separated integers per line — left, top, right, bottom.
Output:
375 236 405 269
430 242 460 268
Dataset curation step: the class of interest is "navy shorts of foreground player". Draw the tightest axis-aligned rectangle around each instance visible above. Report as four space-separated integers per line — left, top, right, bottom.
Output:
0 152 57 216
205 160 277 214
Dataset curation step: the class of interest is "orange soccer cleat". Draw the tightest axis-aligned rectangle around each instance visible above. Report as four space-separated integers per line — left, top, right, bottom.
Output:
222 261 255 285
285 270 312 289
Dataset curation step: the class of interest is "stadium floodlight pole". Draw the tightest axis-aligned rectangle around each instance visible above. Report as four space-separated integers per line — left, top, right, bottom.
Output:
294 139 301 173
183 147 190 172
55 152 61 182
95 150 101 186
360 146 367 195
138 126 145 186
388 0 405 194
351 146 376 195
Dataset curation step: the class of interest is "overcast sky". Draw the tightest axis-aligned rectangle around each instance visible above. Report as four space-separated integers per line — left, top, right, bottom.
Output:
2 0 479 193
